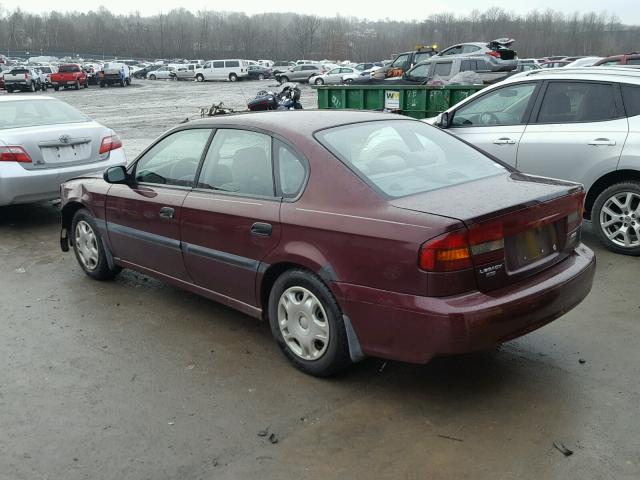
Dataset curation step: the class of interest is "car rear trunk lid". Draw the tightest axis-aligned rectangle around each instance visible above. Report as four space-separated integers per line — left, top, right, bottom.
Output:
391 172 585 292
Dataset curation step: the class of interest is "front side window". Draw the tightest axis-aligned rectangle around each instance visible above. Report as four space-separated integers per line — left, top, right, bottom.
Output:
433 62 452 77
451 83 537 127
317 120 505 198
391 54 409 68
198 129 274 197
407 63 430 78
327 68 340 75
135 129 212 187
203 61 212 68
536 82 619 124
213 61 224 68
441 45 463 56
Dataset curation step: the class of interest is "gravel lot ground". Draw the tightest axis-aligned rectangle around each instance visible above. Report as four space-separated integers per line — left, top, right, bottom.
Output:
0 80 639 480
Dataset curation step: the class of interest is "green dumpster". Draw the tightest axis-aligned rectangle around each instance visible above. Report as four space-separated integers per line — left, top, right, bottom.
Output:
314 84 485 119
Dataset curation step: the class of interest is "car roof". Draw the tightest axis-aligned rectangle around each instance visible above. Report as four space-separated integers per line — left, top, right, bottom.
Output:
186 110 410 137
501 66 640 85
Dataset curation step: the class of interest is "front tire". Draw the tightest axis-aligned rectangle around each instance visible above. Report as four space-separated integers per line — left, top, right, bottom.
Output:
71 209 121 280
258 73 265 80
268 269 352 377
592 181 640 255
279 76 289 84
195 74 204 82
149 74 156 80
314 78 324 85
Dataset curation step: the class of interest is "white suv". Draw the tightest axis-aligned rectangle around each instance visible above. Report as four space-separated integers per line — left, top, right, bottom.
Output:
431 67 640 255
195 59 248 82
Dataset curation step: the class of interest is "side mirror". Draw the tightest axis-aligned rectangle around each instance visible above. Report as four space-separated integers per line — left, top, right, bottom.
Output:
437 111 450 129
103 165 128 184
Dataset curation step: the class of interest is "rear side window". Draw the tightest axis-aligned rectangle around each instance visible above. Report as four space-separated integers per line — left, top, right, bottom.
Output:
536 82 620 124
462 45 482 54
198 129 274 197
317 120 505 198
434 62 452 76
627 58 640 65
414 52 433 64
621 84 640 117
302 65 316 71
225 60 239 68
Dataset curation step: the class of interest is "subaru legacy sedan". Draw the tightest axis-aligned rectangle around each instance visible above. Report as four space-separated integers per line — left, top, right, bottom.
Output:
59 111 595 376
0 96 126 206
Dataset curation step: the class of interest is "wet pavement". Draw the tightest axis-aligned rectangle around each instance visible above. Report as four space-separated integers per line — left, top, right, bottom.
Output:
0 80 639 479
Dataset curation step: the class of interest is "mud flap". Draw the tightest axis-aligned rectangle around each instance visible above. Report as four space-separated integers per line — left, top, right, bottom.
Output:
60 228 69 252
343 314 365 363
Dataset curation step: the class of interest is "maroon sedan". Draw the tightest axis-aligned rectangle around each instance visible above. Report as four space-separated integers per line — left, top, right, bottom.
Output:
59 111 595 376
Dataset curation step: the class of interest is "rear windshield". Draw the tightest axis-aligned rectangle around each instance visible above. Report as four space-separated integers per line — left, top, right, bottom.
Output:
59 65 80 72
10 69 29 74
0 99 90 130
316 120 506 198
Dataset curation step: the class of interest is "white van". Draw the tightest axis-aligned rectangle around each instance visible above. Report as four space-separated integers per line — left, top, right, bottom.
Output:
195 59 249 82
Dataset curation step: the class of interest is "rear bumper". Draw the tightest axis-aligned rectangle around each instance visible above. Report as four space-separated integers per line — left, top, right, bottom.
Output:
334 244 595 364
0 148 126 206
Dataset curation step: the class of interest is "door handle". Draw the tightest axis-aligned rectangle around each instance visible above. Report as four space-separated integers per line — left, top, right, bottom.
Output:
159 206 175 219
250 222 272 237
588 138 616 146
493 138 516 145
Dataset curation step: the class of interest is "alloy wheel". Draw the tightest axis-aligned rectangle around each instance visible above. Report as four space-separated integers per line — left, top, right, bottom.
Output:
599 191 640 248
75 220 100 271
277 286 330 361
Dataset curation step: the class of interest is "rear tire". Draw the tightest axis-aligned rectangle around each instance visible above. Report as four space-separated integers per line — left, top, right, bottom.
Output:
229 73 238 82
71 209 122 280
268 269 352 377
149 74 156 80
592 181 640 255
279 76 289 84
53 85 59 91
258 73 265 80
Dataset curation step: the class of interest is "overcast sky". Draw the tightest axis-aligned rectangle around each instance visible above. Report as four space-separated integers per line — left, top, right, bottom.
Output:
9 0 640 24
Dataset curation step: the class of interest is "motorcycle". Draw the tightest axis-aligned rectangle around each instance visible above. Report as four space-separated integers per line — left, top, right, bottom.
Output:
247 84 303 111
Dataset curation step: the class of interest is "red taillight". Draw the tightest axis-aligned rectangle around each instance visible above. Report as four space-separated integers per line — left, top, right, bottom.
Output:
0 146 32 163
99 135 123 154
419 229 473 272
486 50 501 58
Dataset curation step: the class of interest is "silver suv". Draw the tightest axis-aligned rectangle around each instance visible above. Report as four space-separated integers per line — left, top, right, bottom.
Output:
430 67 640 255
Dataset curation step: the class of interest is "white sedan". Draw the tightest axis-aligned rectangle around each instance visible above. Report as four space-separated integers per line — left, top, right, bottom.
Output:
308 67 357 85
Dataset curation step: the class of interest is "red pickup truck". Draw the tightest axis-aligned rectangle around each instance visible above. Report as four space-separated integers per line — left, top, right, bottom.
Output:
50 64 88 90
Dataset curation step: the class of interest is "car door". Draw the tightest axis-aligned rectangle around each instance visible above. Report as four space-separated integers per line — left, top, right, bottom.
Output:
105 128 213 281
180 128 282 306
212 61 225 80
517 81 628 190
324 68 341 84
447 82 540 167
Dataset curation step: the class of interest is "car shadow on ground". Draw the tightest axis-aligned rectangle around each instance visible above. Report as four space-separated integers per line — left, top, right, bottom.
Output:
0 201 61 230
